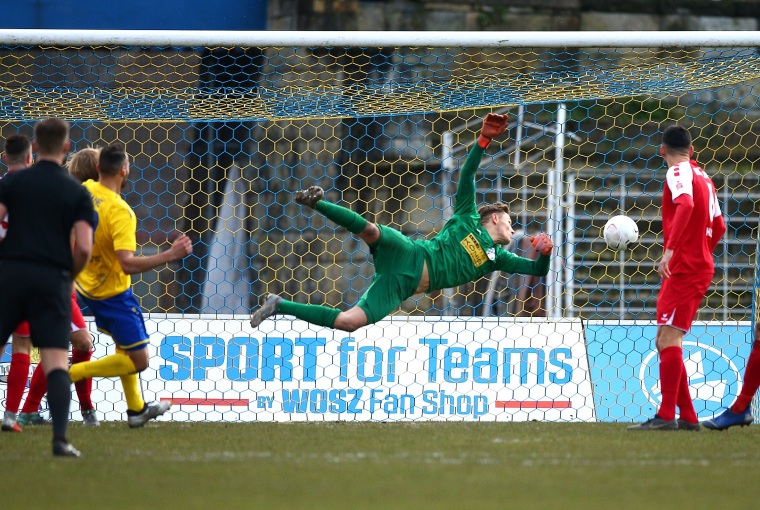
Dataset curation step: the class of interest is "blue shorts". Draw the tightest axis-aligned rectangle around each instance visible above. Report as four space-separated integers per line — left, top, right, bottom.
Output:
77 289 149 351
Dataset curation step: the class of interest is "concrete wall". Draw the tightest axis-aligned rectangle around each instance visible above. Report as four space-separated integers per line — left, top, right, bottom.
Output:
269 0 758 32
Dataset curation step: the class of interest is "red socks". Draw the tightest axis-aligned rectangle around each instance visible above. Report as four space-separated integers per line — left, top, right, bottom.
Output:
20 362 47 413
657 346 683 421
5 353 31 413
732 341 760 413
71 349 94 411
677 363 698 423
19 350 95 414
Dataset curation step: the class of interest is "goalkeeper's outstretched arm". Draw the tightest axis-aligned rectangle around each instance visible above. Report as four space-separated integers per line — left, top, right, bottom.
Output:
452 113 508 217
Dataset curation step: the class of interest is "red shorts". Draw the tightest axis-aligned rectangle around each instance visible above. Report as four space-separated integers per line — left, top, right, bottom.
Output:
14 291 87 337
656 272 712 332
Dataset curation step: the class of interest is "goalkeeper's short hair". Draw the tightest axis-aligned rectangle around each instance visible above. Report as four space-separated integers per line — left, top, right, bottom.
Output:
477 202 510 225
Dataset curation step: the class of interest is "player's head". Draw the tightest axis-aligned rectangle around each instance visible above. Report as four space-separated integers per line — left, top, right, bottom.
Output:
478 202 514 244
98 145 130 184
661 125 693 159
67 147 101 183
33 118 70 157
2 134 33 171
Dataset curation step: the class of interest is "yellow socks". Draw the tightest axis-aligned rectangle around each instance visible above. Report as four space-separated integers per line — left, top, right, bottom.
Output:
69 353 137 383
120 373 145 413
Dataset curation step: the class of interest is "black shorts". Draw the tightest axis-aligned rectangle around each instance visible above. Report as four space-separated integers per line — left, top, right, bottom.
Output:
0 260 72 349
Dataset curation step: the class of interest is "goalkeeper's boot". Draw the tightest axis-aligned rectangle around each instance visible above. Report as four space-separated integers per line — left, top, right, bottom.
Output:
250 294 283 328
18 411 51 426
295 186 324 209
128 401 172 428
2 410 22 432
82 408 100 427
627 415 678 431
53 439 82 458
676 418 701 431
702 405 753 431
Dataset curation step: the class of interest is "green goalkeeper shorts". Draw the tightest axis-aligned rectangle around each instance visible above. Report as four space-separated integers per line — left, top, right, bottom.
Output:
356 225 425 324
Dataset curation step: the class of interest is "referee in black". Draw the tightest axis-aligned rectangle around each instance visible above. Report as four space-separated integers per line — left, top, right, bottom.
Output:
0 118 95 457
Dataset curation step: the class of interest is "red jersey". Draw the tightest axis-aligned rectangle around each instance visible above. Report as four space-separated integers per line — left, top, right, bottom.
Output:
662 160 722 275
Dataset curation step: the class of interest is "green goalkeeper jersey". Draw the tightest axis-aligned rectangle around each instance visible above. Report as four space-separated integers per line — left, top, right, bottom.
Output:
416 144 550 292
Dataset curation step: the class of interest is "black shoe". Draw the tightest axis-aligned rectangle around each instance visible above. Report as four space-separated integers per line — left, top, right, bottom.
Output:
53 439 82 458
294 186 324 209
627 416 678 431
677 418 701 431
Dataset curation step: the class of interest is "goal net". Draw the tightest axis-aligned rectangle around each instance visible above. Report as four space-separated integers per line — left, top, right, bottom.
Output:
0 30 758 423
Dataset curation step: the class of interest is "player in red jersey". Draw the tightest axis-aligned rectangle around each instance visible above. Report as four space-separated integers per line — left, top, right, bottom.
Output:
628 125 726 431
1 135 35 432
1 144 100 433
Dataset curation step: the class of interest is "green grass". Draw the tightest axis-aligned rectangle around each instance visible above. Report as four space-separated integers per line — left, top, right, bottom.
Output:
3 421 760 509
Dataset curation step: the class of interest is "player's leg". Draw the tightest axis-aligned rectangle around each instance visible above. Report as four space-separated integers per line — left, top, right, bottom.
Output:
120 367 145 414
251 223 417 330
39 347 79 457
27 268 80 457
674 277 714 431
295 185 381 244
69 293 96 424
349 226 424 329
0 264 35 432
18 318 51 426
632 274 707 431
629 277 684 431
69 291 145 382
730 321 760 413
253 294 375 332
120 347 171 428
70 326 98 425
676 366 699 429
85 290 169 428
2 332 32 432
655 325 686 422
653 275 702 426
251 293 340 329
703 323 758 430
18 361 50 425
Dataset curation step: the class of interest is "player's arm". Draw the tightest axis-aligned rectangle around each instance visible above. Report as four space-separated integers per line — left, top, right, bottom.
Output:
709 189 727 252
710 214 726 252
452 113 508 216
499 252 551 277
71 220 93 279
116 234 193 275
659 194 694 279
495 234 552 276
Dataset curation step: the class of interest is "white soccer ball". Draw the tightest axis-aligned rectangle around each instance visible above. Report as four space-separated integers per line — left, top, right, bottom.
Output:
603 215 639 251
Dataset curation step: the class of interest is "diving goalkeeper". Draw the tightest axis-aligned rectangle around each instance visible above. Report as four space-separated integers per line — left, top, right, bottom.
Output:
250 113 553 332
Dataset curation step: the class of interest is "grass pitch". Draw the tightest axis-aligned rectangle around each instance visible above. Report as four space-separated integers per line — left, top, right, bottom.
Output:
2 421 759 510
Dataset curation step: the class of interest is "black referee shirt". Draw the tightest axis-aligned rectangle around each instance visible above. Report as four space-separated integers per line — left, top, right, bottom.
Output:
0 160 95 271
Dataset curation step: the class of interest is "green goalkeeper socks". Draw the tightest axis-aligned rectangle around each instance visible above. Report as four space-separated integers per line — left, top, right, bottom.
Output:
278 299 340 328
315 200 368 234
